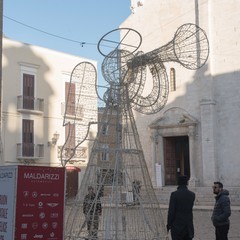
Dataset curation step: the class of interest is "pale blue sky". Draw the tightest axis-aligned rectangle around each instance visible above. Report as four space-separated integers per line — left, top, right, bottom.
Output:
3 0 131 86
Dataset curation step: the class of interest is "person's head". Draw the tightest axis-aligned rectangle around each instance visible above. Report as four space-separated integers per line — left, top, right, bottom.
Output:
177 175 189 186
212 181 223 195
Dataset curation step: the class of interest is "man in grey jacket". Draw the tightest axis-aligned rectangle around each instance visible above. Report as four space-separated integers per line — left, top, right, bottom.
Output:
211 181 231 240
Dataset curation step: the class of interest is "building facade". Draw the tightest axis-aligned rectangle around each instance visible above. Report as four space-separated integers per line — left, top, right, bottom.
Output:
1 37 98 189
121 0 240 188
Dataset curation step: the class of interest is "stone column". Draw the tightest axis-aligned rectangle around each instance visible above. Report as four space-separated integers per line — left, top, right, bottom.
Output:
150 132 157 187
157 135 165 186
188 125 199 187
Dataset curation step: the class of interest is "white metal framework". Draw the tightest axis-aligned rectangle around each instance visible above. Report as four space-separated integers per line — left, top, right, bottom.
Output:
64 24 209 240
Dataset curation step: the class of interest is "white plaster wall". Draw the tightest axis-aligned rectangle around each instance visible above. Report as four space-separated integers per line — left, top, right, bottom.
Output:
2 37 98 167
210 1 240 185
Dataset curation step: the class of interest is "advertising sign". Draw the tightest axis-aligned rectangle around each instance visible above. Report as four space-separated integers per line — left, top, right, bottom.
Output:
15 166 65 240
0 167 17 240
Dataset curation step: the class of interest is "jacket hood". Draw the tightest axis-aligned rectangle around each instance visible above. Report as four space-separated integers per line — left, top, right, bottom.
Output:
221 189 229 195
216 189 229 199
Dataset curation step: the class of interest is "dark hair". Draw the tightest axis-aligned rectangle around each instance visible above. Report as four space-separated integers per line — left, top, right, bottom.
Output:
214 181 223 188
178 175 189 185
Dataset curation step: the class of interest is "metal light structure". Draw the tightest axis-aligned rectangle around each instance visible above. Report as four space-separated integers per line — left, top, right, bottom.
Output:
60 62 98 166
64 24 209 240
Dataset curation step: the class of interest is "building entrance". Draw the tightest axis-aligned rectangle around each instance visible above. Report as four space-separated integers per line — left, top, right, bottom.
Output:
163 136 190 185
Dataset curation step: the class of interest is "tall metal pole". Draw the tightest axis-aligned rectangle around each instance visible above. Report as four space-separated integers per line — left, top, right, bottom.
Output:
0 0 3 164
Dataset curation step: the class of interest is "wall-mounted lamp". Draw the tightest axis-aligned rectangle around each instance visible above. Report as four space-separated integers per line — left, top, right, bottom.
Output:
48 132 60 147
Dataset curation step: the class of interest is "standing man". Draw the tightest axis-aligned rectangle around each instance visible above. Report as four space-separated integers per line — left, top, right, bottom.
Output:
211 181 231 240
167 175 195 240
83 186 102 239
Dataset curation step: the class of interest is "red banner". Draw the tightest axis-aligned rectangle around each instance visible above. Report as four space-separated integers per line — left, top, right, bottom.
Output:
15 166 65 240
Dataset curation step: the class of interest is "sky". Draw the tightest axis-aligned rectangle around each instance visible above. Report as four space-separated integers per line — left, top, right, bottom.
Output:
3 0 132 86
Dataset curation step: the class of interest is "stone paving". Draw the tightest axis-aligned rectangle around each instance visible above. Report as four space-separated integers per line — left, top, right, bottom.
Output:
65 199 240 239
161 206 240 240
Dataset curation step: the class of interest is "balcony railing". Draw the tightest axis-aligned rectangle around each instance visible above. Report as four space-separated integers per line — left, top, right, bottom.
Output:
17 143 44 159
57 146 87 161
61 103 84 119
17 96 44 114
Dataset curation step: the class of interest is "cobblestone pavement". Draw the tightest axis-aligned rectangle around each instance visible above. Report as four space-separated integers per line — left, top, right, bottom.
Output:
161 207 240 240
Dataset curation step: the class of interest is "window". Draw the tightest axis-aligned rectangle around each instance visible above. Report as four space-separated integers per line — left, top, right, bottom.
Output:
102 122 109 135
99 169 124 186
65 123 76 157
65 82 76 116
101 144 109 161
117 123 122 143
65 123 75 147
23 74 35 109
170 68 176 91
22 119 34 157
19 63 39 110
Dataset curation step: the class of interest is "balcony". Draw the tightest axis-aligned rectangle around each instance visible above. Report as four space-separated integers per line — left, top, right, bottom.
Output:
17 143 44 160
57 146 87 162
61 102 83 120
17 96 44 114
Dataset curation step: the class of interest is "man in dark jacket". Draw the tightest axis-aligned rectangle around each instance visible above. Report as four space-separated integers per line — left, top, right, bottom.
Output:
167 175 195 240
83 186 102 239
211 181 231 240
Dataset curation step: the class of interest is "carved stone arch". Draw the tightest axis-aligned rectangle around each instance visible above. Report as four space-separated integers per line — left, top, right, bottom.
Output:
150 107 199 186
150 107 198 130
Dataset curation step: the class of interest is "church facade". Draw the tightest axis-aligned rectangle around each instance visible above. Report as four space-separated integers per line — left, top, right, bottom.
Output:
121 0 240 188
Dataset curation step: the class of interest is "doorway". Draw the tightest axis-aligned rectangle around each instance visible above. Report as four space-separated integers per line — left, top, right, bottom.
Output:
163 136 190 185
66 167 79 198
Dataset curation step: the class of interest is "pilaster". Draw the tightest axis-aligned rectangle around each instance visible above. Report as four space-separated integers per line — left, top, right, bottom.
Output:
200 99 217 185
188 125 200 187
